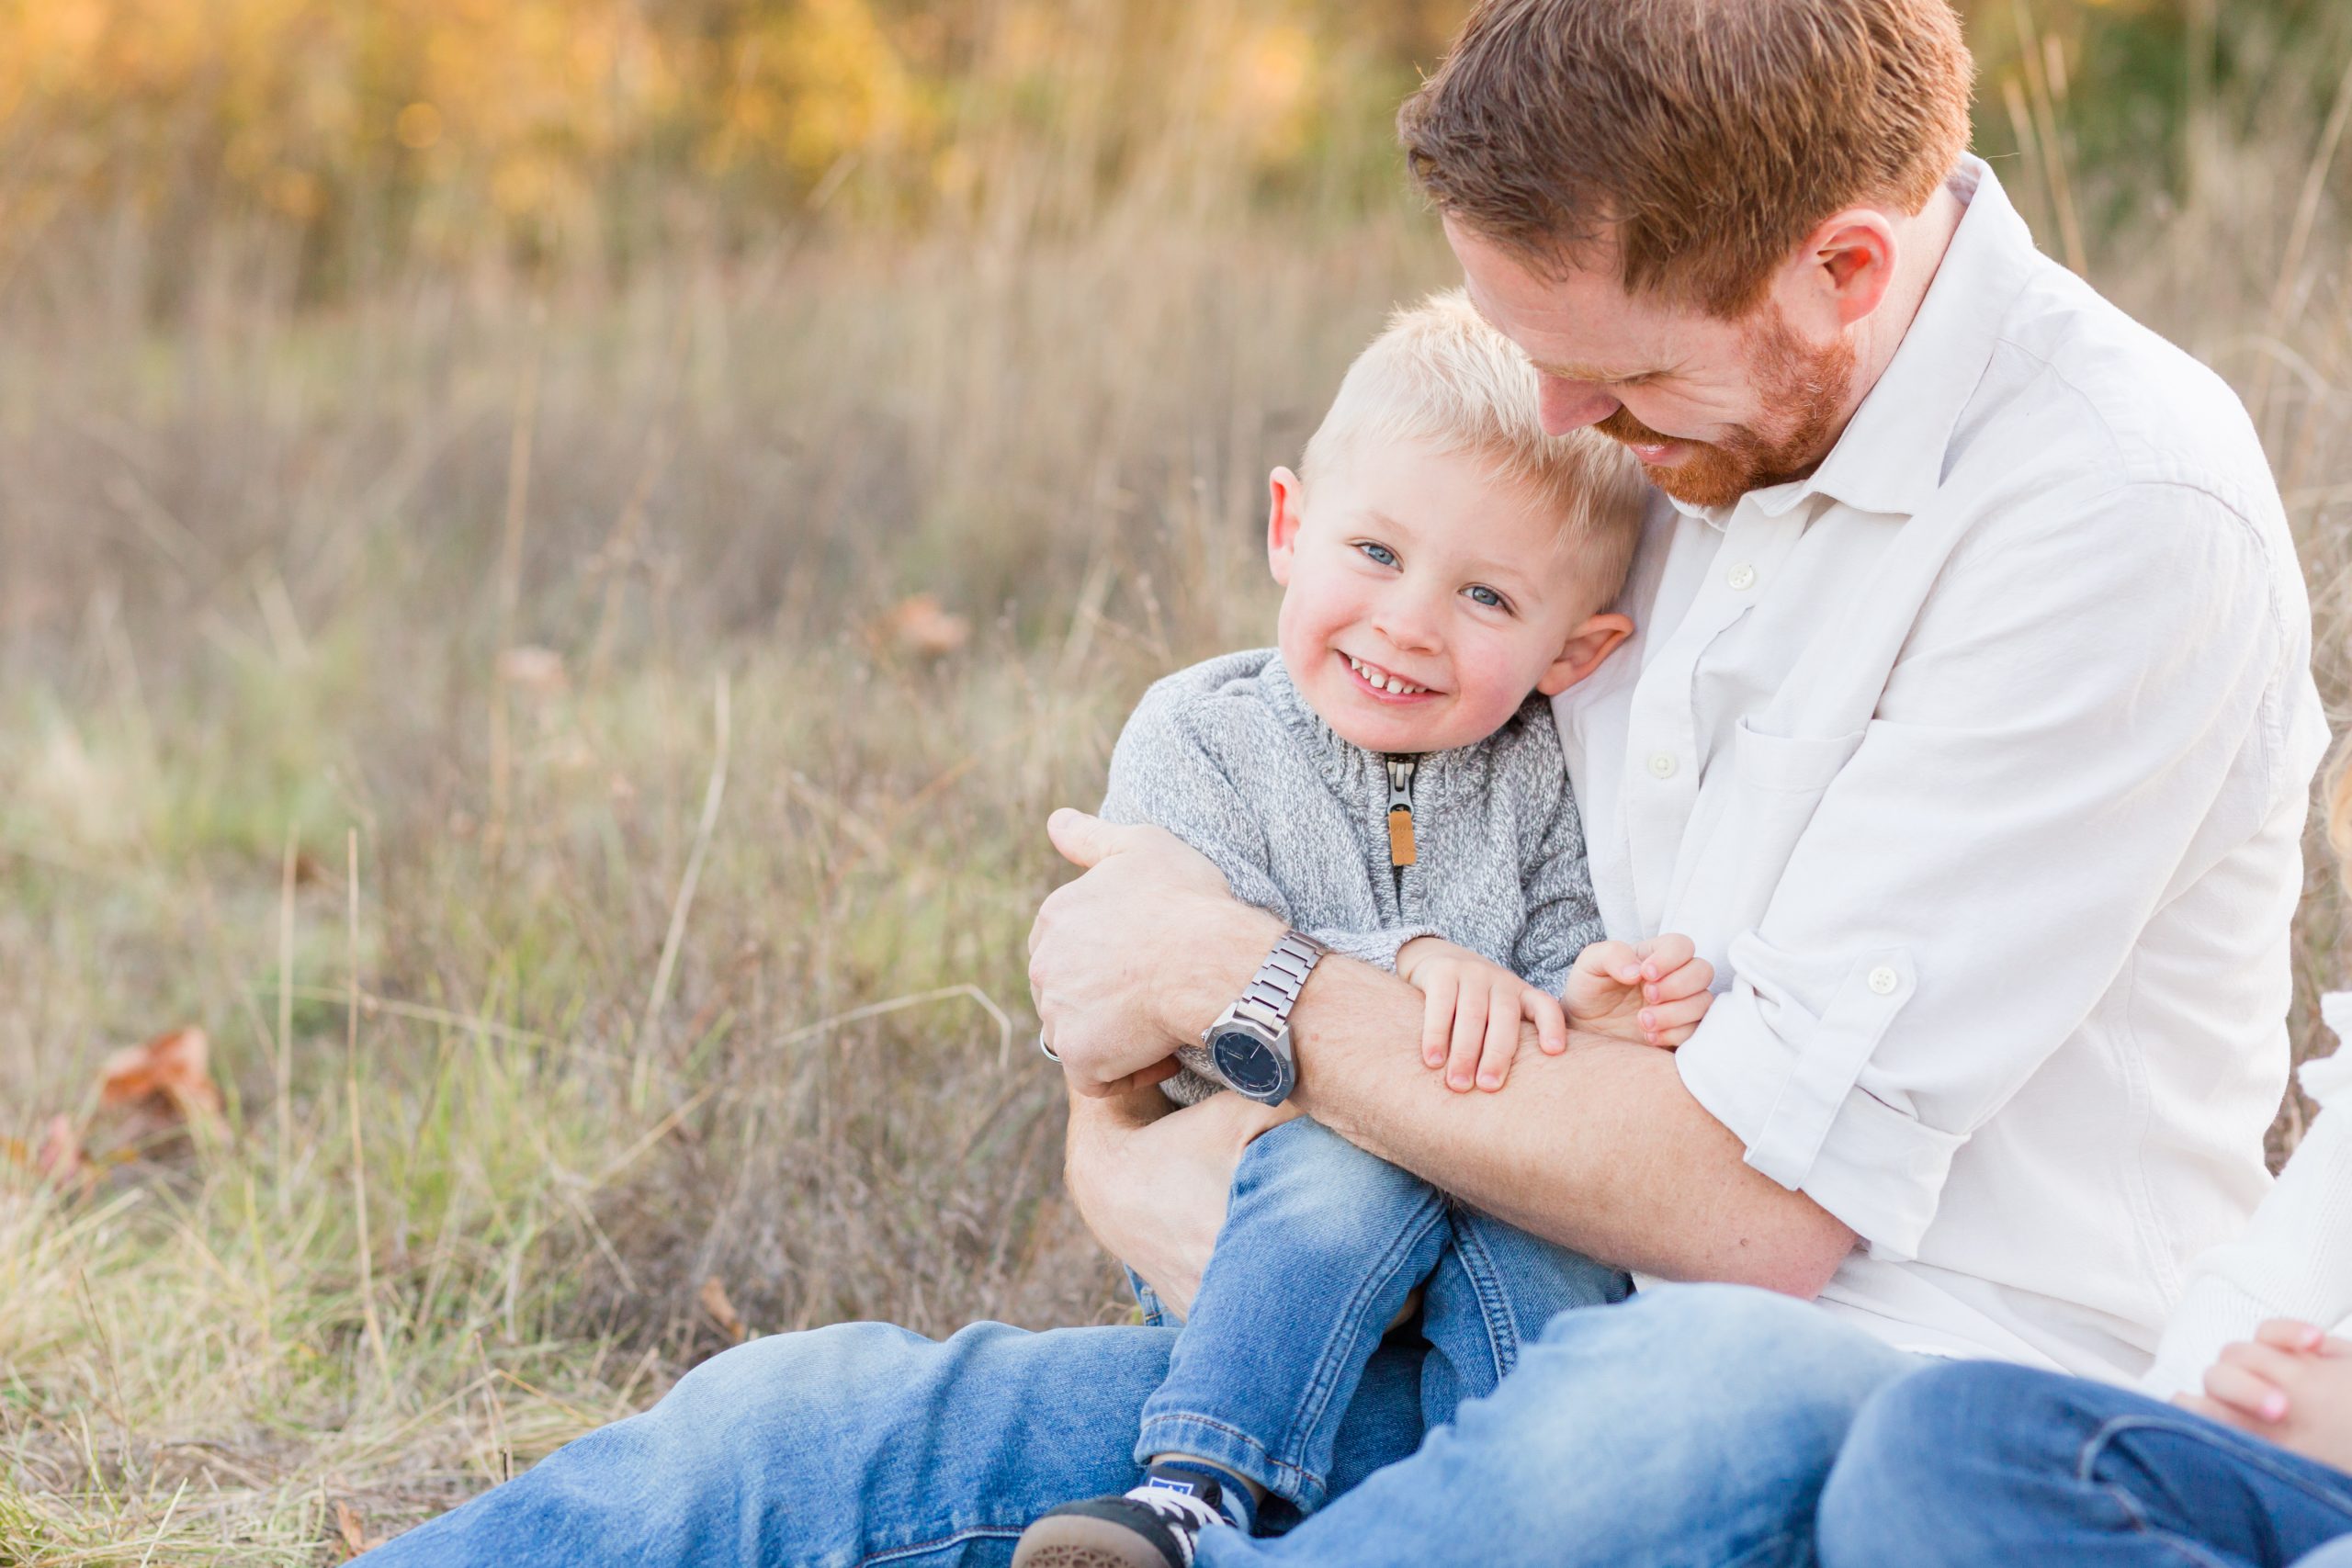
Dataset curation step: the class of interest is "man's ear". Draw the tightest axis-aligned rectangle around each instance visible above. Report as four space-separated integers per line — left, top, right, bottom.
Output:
1535 612 1634 696
1266 467 1305 587
1785 208 1898 333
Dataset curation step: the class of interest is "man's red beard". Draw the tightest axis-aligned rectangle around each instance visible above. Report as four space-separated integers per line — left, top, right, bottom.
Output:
1595 310 1858 510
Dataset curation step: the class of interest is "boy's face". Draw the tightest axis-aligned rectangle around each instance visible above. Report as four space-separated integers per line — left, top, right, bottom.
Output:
1270 435 1631 756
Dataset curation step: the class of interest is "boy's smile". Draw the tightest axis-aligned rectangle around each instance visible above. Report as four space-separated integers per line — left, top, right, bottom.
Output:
1267 434 1632 756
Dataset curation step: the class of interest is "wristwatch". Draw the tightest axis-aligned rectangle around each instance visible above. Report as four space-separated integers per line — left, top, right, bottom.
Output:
1202 931 1329 1105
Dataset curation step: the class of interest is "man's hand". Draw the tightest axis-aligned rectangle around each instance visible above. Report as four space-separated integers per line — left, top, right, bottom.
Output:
1029 808 1277 1097
1564 934 1715 1048
1396 937 1566 1093
2177 1319 2352 1473
1063 1083 1298 1317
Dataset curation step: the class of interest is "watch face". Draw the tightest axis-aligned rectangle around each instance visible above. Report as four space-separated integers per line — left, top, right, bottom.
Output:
1211 1027 1288 1100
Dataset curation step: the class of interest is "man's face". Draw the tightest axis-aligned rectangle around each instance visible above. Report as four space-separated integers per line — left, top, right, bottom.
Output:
1448 219 1855 510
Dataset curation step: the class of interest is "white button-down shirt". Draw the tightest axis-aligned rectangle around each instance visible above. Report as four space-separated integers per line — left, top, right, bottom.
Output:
1556 158 2329 1381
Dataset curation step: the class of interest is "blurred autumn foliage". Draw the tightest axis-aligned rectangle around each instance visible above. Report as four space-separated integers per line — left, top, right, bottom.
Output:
2 0 2343 307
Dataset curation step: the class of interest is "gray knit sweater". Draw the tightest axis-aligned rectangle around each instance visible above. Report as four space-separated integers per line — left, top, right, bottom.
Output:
1100 649 1604 1103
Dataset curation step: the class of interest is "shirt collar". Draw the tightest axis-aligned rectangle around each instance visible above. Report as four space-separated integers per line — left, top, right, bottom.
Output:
1670 157 2043 529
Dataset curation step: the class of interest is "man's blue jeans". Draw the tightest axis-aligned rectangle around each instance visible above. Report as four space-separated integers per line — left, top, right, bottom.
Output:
1815 1359 2352 1568
360 1283 1917 1567
1135 1117 1628 1512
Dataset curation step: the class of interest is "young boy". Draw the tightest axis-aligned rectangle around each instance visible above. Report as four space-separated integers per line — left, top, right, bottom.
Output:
1015 292 1714 1568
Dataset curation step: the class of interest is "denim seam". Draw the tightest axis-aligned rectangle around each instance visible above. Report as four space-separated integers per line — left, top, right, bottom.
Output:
1443 1212 1518 1383
2083 1414 2352 1518
2077 1414 2352 1568
855 1524 1025 1566
1269 1187 1451 1489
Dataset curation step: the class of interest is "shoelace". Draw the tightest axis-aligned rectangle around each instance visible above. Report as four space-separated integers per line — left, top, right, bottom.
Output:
1126 1488 1227 1566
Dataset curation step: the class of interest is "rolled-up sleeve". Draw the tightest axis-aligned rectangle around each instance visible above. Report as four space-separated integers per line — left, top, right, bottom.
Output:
1676 479 2285 1258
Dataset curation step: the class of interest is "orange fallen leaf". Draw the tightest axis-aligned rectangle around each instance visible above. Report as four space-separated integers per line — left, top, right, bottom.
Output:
98 1027 224 1122
872 593 970 659
334 1499 385 1558
700 1275 747 1343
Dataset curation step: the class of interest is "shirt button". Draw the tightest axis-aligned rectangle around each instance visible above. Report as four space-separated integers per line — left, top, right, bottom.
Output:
1647 752 1679 780
1868 965 1900 996
1726 563 1758 592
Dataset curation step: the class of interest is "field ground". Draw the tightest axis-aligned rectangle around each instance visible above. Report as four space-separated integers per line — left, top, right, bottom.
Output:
7 14 2352 1564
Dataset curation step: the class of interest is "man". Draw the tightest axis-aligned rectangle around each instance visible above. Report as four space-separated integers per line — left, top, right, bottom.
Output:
364 1 2324 1562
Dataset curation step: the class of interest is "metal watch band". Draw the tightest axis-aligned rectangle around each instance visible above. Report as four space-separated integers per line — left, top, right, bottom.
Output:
1228 931 1328 1032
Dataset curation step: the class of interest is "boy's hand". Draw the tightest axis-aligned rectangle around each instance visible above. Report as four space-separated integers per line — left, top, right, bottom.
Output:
2177 1319 2352 1474
1564 934 1715 1048
1396 938 1566 1094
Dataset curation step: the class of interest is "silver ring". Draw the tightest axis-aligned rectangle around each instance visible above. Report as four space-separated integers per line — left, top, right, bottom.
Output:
1037 1029 1060 1064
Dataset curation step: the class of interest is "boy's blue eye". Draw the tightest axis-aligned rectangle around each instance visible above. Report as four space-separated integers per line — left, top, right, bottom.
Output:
1356 542 1398 568
1464 584 1509 611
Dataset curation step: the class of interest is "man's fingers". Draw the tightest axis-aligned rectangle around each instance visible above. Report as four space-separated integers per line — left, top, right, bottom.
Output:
1421 975 1458 1067
1046 807 1134 871
1528 988 1568 1055
1446 982 1487 1091
1477 989 1520 1090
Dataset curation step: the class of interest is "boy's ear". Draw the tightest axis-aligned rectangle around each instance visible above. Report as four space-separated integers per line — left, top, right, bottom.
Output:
1535 612 1634 696
1266 467 1305 587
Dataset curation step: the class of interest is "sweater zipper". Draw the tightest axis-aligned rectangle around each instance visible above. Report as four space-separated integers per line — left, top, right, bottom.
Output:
1385 756 1419 907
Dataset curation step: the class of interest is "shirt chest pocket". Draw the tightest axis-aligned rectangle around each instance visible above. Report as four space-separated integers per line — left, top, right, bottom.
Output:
1685 719 1868 927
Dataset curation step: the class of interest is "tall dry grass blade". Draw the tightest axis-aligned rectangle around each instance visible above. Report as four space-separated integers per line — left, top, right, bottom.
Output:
276 822 297 1210
2012 0 2088 276
347 829 391 1393
484 319 546 863
635 670 733 1106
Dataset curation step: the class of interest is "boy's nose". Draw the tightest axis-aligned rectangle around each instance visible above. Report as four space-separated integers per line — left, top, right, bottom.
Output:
1373 596 1444 655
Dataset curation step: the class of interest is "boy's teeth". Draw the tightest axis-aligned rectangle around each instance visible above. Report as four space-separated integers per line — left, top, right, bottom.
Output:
1345 653 1424 694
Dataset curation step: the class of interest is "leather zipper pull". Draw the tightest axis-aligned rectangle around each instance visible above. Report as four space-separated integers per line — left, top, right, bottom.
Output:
1386 758 1418 867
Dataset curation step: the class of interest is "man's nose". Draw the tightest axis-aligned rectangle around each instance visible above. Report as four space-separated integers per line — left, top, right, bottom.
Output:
1539 375 1620 434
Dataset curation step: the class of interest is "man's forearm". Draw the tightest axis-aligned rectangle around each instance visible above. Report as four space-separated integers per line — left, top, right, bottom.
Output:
1180 908 1855 1294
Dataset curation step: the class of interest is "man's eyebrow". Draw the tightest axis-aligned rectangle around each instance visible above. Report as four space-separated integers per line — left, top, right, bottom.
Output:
1532 359 1663 384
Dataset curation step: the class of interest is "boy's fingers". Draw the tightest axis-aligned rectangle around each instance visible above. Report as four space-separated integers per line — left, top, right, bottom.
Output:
1642 994 1713 1033
1648 960 1715 1004
1638 933 1696 968
2203 1361 2291 1424
1528 988 1568 1055
2219 1339 2309 1387
2256 1319 2328 1353
1578 940 1632 975
1446 982 1487 1091
1420 975 1458 1067
1476 990 1520 1090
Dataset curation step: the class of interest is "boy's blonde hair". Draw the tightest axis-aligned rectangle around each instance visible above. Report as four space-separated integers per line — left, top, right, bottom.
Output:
1301 288 1649 605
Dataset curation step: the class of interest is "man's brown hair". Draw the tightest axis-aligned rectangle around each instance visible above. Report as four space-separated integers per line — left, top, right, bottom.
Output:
1399 0 1974 317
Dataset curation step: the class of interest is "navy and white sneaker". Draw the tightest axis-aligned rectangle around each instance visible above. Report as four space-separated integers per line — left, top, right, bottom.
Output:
1012 1462 1249 1568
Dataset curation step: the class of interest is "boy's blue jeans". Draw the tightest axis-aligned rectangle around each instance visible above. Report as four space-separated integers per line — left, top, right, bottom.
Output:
1816 1359 2352 1568
1132 1116 1631 1513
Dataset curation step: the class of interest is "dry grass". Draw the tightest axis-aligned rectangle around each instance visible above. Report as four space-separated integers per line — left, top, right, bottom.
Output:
3 11 2351 1565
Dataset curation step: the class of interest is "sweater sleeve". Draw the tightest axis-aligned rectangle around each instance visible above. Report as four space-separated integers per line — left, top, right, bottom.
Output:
1508 749 1605 998
1101 685 1295 927
2139 999 2352 1398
